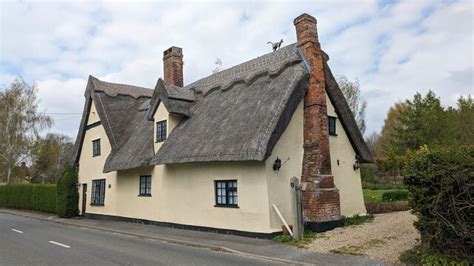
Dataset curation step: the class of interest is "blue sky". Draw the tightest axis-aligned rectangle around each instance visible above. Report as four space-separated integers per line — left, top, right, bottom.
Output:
1 0 472 138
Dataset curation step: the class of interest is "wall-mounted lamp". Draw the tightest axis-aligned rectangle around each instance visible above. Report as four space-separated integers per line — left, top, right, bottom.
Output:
353 155 361 171
108 184 112 189
273 157 282 171
337 159 340 166
273 157 290 172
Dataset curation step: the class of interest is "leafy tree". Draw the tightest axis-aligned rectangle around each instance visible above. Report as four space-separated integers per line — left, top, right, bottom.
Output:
30 133 74 184
393 91 454 154
0 78 52 183
373 102 408 159
337 75 367 135
453 96 474 145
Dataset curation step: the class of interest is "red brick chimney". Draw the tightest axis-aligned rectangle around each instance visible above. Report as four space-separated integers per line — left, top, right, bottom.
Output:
163 46 183 87
294 13 341 231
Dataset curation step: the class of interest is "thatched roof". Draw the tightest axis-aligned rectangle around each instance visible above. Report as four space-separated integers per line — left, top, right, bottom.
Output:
71 76 153 172
72 43 372 173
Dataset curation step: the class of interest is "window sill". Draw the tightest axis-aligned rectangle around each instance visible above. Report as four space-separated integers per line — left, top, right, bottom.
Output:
329 133 338 137
90 203 104 206
92 154 101 157
155 140 166 143
138 194 152 197
214 205 239 208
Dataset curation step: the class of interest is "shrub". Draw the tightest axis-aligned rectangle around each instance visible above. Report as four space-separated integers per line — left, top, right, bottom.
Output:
403 145 473 261
381 190 409 202
56 166 79 218
0 184 56 213
400 245 470 265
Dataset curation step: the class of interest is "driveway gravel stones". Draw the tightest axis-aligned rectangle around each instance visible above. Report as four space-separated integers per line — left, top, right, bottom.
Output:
308 211 419 263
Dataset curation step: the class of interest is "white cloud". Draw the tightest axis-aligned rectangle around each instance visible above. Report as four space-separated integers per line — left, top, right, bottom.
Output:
1 0 472 138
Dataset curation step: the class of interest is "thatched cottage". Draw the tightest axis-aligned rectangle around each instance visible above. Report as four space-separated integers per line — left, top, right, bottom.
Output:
72 13 372 237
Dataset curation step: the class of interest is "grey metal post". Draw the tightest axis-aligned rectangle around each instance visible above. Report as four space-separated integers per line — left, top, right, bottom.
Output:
290 176 303 240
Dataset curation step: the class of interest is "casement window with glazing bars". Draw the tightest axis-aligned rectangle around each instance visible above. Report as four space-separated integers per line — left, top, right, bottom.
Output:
139 175 152 196
156 120 167 142
92 139 101 156
215 180 238 207
91 179 105 205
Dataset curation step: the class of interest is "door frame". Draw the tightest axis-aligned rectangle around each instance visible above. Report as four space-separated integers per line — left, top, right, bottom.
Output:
82 183 87 215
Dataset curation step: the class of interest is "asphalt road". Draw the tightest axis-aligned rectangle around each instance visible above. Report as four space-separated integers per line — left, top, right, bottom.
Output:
0 213 278 265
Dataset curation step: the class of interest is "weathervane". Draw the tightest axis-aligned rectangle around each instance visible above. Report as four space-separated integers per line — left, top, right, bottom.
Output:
267 39 283 52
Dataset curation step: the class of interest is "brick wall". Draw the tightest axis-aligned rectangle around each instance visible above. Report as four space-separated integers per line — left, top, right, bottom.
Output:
294 13 341 227
163 46 184 87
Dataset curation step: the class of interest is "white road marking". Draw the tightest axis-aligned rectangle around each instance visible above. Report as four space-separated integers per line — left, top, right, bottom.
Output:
49 241 71 249
11 229 23 234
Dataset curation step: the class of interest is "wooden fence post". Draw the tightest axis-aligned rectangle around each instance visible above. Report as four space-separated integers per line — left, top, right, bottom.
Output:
291 176 304 240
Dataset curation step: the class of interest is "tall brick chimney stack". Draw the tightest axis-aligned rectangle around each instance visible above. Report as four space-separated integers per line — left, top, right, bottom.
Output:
163 46 183 87
294 13 341 232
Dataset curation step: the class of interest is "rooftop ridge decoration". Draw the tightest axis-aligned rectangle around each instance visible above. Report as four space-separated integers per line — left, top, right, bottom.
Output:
193 56 303 97
186 43 298 91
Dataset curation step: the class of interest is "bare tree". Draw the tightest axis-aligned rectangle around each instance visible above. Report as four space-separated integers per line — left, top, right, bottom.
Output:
30 133 74 184
0 78 52 183
337 75 367 135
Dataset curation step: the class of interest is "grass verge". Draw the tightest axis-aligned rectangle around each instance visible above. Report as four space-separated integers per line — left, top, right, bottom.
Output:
341 214 374 226
330 239 386 256
273 230 326 248
363 189 408 205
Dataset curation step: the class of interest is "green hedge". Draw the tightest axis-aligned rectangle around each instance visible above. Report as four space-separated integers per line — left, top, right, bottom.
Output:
56 166 79 218
0 184 57 213
403 145 473 262
382 190 409 202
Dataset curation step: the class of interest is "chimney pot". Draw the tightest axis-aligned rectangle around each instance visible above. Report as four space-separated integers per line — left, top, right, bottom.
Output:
163 46 184 87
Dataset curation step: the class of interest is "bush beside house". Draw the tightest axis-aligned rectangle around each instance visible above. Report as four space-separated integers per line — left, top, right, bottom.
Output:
56 166 79 217
403 145 473 263
0 166 79 217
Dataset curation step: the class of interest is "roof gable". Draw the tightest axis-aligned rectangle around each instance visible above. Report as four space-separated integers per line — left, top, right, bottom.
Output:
71 76 153 166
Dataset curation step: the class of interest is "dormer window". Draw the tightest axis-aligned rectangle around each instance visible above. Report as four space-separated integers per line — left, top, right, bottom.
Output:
156 120 167 142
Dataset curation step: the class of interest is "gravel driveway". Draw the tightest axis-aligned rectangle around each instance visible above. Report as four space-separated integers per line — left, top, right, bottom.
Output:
307 211 419 263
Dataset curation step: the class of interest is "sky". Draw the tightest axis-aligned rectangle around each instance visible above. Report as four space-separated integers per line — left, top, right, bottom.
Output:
1 0 473 139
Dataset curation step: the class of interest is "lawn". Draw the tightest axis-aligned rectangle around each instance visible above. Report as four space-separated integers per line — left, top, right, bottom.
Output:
363 189 409 205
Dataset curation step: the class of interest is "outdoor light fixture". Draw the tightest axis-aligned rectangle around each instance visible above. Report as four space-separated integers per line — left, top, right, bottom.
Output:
273 157 290 172
353 155 361 171
273 157 282 171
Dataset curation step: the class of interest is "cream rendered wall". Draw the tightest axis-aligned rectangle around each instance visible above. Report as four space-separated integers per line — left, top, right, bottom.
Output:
149 102 271 233
265 101 304 232
327 98 367 216
78 100 118 216
114 166 157 221
155 162 271 233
